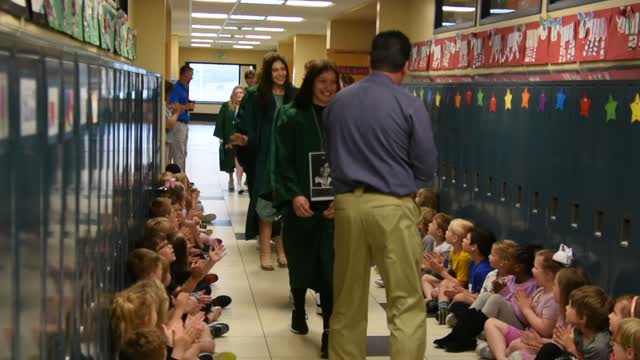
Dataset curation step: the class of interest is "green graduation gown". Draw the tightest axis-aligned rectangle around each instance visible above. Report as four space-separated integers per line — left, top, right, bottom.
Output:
272 103 334 291
213 102 237 173
235 86 297 240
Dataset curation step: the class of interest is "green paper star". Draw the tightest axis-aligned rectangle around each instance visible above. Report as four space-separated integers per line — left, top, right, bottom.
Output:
419 88 425 100
477 89 484 107
605 95 618 122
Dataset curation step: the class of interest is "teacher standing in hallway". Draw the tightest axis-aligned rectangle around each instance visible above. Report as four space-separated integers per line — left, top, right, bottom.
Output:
322 30 437 360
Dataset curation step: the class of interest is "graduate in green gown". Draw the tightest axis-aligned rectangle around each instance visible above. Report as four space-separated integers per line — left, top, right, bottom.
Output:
214 85 245 193
272 60 340 359
230 53 297 270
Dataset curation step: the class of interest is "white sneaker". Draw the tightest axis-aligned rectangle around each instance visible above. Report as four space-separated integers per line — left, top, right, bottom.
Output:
374 278 385 288
476 341 495 359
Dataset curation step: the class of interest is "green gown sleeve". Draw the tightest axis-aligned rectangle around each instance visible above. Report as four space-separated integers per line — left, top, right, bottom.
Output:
272 106 304 209
214 102 229 141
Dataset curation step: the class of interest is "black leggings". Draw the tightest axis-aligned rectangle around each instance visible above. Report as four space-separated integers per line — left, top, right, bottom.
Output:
291 287 333 330
534 343 576 360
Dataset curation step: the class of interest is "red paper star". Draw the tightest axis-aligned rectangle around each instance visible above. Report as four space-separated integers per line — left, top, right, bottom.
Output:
580 94 591 118
455 91 462 109
490 94 497 113
466 89 473 105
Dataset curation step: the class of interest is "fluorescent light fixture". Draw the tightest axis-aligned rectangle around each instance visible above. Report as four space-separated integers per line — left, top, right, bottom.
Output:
245 34 271 39
253 26 284 32
230 14 266 20
224 26 239 30
238 40 260 44
490 8 515 14
241 0 284 4
442 5 475 12
191 38 215 42
192 24 222 29
266 15 304 22
442 22 457 26
216 40 237 43
194 0 235 2
233 45 254 49
192 12 229 19
192 43 211 47
218 34 232 37
234 35 245 38
191 32 219 37
286 1 333 7
241 27 253 30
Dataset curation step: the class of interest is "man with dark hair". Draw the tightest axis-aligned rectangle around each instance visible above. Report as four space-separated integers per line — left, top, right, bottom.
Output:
323 30 437 360
167 64 194 172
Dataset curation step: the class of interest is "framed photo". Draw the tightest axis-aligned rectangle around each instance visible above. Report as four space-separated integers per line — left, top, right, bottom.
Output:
0 0 29 18
308 152 334 202
44 0 64 32
29 0 48 24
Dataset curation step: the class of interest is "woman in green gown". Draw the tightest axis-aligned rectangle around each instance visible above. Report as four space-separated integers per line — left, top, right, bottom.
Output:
272 60 340 359
214 85 245 193
231 53 296 270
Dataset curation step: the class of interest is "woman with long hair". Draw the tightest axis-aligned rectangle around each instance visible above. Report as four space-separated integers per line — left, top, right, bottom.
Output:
272 59 340 358
231 52 296 270
214 85 245 193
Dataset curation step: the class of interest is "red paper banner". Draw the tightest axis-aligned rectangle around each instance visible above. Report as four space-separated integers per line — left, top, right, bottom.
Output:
469 32 486 69
500 25 526 67
482 29 503 67
430 36 464 71
524 21 550 65
606 4 640 61
410 40 431 71
573 9 612 62
547 16 578 64
456 33 470 69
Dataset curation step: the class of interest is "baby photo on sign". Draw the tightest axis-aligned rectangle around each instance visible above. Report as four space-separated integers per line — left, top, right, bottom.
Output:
309 152 334 201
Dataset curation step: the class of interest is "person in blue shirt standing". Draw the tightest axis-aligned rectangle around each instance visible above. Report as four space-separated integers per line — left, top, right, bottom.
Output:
168 64 194 172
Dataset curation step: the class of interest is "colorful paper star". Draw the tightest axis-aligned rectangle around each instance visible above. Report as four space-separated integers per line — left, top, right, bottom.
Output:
490 94 497 113
446 91 452 104
556 89 567 111
413 89 418 97
579 94 591 118
435 92 441 108
419 88 425 100
477 89 484 107
521 87 531 109
630 94 640 123
455 91 462 109
605 95 617 122
504 89 513 110
427 89 433 104
466 89 473 105
538 92 547 112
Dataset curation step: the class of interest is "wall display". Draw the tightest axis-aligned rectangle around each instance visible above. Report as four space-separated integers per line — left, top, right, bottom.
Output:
556 88 567 111
538 91 547 112
490 94 497 112
430 35 464 71
125 24 136 59
64 0 83 41
83 0 99 46
630 93 640 123
579 94 592 117
485 29 503 67
98 2 116 52
44 0 64 31
476 89 484 107
605 95 617 122
500 25 526 67
606 5 640 61
524 20 550 65
410 41 431 71
0 72 7 140
470 32 485 69
435 91 441 107
575 10 611 62
454 91 461 109
113 12 123 55
521 88 531 109
547 16 577 64
0 0 29 18
504 89 513 110
29 0 47 24
20 78 37 136
48 86 59 137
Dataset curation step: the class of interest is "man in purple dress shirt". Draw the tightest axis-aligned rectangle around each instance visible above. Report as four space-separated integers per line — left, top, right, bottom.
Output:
323 30 437 360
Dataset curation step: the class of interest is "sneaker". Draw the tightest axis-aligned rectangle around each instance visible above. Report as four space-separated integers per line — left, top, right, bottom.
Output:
476 341 495 359
202 214 217 223
426 299 439 314
446 313 457 328
290 310 309 335
211 295 232 308
374 278 385 288
315 293 322 315
209 322 230 337
438 308 448 325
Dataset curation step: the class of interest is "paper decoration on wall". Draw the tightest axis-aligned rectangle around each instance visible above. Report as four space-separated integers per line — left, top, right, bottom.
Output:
419 88 425 100
455 91 462 109
576 10 610 62
504 89 513 110
605 95 617 122
64 0 83 41
410 42 420 70
458 33 470 69
580 94 592 117
538 92 547 112
446 91 452 104
470 33 484 68
83 0 100 46
45 0 64 32
521 88 531 109
435 92 441 107
488 29 503 66
490 94 497 113
630 94 640 123
465 88 473 105
524 19 551 65
501 25 526 66
556 89 567 111
430 36 463 71
477 89 484 107
607 5 640 61
413 89 417 97
98 2 117 52
410 41 431 71
548 16 576 64
427 89 433 104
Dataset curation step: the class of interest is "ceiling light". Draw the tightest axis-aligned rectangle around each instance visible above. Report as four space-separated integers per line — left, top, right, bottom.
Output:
233 45 254 49
191 38 215 42
442 5 475 12
224 26 239 30
230 14 266 20
490 8 515 14
241 27 253 30
191 32 219 37
192 13 229 19
194 0 235 2
234 35 244 38
218 34 232 37
238 40 260 44
216 40 237 43
241 0 284 4
286 1 333 7
253 26 284 32
266 16 304 22
192 43 211 47
245 34 271 39
192 24 222 29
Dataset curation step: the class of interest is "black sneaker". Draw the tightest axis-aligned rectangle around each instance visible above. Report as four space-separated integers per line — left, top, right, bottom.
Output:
426 299 439 314
290 310 309 335
211 295 232 308
320 330 329 358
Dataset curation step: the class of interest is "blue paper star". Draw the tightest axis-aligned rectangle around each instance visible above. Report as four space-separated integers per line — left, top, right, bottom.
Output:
427 89 433 104
556 88 567 111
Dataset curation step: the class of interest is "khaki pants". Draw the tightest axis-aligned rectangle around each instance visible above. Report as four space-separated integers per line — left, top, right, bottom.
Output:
329 188 426 360
168 121 188 172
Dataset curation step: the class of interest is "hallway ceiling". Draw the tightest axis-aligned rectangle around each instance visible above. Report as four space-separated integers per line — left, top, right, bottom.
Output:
173 0 376 50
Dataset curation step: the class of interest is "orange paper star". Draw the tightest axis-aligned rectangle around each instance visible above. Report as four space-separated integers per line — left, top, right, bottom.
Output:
455 91 462 109
505 89 513 110
521 87 531 109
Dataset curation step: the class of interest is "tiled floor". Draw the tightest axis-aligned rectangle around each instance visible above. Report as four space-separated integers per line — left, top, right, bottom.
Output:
185 123 478 360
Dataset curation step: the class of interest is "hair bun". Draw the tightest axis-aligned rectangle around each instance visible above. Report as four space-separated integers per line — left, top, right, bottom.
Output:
552 243 573 267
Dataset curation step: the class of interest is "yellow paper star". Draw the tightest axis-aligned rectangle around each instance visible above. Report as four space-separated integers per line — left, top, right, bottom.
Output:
505 89 513 110
436 92 442 108
631 94 640 123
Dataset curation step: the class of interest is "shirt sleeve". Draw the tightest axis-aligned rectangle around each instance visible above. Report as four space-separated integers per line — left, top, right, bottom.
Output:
168 87 182 104
272 110 304 207
407 98 438 182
